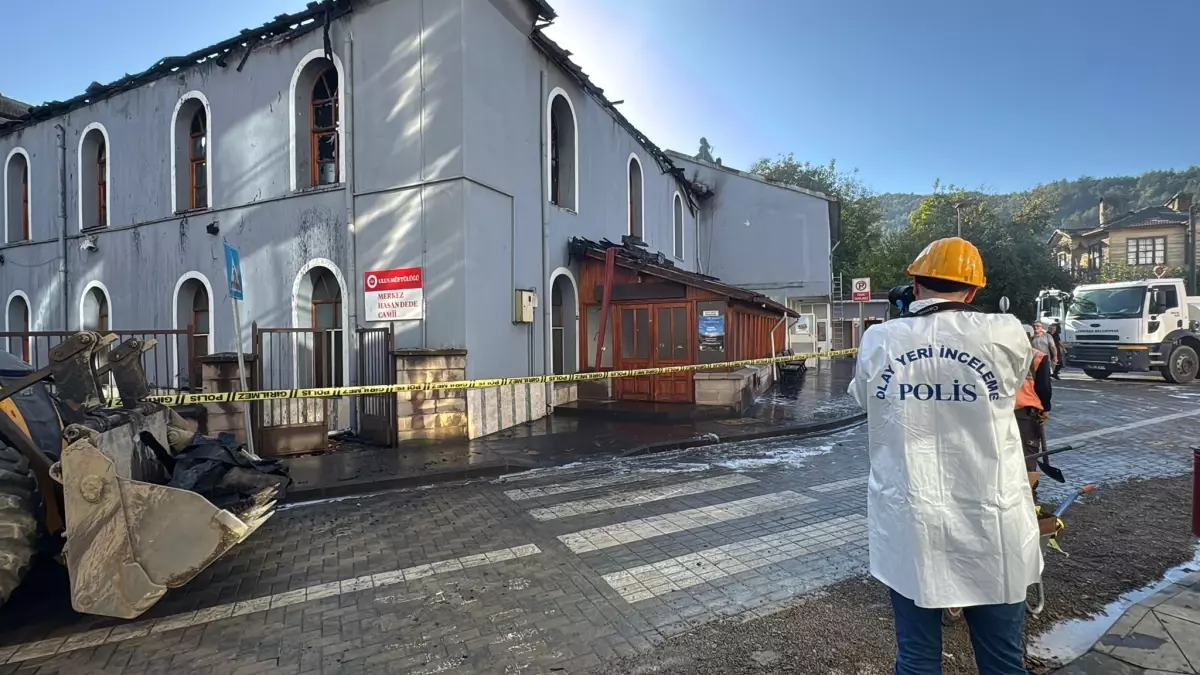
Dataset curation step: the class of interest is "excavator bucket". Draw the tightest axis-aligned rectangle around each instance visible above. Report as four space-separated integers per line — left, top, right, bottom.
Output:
55 410 276 619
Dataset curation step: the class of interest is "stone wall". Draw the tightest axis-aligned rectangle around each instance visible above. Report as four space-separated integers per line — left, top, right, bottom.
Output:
394 349 469 442
694 364 774 414
465 383 549 439
198 353 256 444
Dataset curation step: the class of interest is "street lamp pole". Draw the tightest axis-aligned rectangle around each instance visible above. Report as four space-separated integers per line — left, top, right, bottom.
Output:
954 198 980 238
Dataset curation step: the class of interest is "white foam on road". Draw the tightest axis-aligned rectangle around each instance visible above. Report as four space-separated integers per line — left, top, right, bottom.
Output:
505 471 662 501
0 544 543 666
713 444 835 471
558 491 815 553
527 474 758 521
602 515 866 603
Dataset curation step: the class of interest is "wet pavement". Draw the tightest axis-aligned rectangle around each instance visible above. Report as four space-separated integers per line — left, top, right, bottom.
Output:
284 360 860 501
1 368 1196 674
1055 569 1200 674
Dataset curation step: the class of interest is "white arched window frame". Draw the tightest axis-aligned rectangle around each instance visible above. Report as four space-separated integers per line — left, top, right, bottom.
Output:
4 290 32 360
170 91 214 214
627 152 644 240
546 87 579 213
77 122 111 231
290 258 351 388
78 280 114 330
288 50 347 192
4 147 32 243
672 191 686 260
171 272 216 390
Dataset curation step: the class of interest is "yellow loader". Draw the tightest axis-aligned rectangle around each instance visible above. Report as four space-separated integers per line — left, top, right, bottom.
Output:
0 332 278 619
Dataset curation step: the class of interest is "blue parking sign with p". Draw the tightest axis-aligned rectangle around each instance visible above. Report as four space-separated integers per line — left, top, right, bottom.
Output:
224 241 244 301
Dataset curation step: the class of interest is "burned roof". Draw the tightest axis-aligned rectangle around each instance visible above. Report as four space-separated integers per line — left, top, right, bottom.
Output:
530 31 706 208
0 95 30 124
1101 205 1189 230
0 0 356 136
567 236 798 317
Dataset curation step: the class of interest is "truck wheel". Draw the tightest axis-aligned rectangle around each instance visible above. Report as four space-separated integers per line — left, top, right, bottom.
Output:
1164 345 1199 384
1083 369 1113 380
0 443 38 608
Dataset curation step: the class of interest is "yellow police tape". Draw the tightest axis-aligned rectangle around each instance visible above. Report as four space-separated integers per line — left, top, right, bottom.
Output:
121 347 860 407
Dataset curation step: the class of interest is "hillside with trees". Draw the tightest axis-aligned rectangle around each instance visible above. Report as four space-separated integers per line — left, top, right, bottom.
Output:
721 137 1198 319
879 167 1200 232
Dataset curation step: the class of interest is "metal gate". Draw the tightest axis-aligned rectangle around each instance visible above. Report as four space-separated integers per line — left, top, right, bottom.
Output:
0 328 195 396
252 325 344 457
356 326 395 447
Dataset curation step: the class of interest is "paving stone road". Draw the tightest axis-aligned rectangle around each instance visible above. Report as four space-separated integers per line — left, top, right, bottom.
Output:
1 371 1197 675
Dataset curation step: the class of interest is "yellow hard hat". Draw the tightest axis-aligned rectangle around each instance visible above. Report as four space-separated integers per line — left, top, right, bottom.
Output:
907 237 987 288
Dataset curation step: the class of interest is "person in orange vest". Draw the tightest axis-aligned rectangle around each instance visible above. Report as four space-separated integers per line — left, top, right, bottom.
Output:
1016 325 1053 501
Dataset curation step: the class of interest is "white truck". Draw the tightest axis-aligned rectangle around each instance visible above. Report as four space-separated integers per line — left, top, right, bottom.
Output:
1035 289 1070 326
1057 278 1200 383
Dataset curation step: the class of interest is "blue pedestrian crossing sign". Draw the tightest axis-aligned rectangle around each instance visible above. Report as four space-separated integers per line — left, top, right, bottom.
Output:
223 240 244 301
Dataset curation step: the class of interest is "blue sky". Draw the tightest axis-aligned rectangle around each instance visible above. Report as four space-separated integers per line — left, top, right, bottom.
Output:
4 0 1198 194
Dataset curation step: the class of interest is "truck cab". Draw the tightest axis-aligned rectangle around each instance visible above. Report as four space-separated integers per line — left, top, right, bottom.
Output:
1035 289 1070 327
1062 278 1200 383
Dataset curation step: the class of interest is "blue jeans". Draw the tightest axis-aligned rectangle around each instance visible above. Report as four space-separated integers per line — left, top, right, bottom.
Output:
890 588 1028 675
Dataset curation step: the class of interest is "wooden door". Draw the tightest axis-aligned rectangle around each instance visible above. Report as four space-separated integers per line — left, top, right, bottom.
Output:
653 304 693 403
615 305 653 401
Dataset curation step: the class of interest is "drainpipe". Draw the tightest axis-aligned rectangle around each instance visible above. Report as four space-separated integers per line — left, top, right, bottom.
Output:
341 32 359 426
539 70 551 410
55 124 68 330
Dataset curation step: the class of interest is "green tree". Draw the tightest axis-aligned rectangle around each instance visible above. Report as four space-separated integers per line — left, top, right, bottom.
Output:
902 188 1073 319
748 155 885 281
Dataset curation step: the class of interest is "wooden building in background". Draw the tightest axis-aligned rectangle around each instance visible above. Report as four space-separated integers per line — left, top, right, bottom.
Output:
569 237 796 404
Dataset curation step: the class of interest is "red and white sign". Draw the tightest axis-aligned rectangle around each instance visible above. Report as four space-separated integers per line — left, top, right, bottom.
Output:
851 277 871 303
364 267 424 321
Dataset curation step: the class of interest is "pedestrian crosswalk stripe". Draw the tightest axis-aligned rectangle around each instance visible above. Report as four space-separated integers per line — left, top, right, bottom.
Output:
527 474 758 521
602 515 866 603
505 471 665 501
809 477 866 493
0 544 543 666
557 491 815 553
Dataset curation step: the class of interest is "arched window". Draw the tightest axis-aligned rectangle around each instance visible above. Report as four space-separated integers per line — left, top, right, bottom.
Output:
310 268 344 386
79 124 110 230
174 275 212 390
81 284 110 332
311 68 340 186
673 192 685 260
96 143 107 227
290 52 344 191
627 154 644 239
189 109 208 209
5 292 30 363
4 148 30 243
171 93 212 213
548 90 578 212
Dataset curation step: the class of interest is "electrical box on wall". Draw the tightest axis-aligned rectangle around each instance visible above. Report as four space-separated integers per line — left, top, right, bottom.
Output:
514 289 538 324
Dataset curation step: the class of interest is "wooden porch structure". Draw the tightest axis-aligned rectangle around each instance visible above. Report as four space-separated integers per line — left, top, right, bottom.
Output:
571 237 795 404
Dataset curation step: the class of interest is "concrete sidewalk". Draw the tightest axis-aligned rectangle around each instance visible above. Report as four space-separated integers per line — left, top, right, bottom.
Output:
1056 571 1200 674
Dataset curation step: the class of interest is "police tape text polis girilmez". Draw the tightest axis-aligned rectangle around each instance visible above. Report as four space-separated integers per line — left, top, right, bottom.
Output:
873 344 1001 402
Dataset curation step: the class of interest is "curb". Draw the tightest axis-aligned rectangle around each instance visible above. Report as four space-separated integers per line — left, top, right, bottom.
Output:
618 412 868 458
282 412 867 504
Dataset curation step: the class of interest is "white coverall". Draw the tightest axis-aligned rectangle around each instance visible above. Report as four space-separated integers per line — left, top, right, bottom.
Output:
849 298 1043 609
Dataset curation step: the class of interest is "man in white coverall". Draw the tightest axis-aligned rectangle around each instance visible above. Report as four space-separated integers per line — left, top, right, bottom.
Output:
850 237 1041 675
